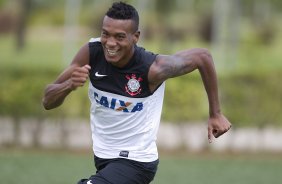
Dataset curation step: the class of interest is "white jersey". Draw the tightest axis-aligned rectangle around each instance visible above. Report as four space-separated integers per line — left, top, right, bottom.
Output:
88 38 165 162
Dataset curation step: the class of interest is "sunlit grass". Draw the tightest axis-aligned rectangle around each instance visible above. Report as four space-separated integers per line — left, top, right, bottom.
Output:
1 150 282 184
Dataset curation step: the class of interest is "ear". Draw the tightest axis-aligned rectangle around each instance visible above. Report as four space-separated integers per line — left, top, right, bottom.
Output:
133 31 140 44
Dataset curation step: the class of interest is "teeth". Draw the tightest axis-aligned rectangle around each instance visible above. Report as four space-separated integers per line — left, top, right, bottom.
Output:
107 49 118 56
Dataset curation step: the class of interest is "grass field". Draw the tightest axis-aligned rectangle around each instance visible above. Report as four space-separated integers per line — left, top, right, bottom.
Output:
1 149 282 184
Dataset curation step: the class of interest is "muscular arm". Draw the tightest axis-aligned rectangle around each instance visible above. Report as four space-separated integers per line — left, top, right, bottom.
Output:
42 43 90 110
149 48 219 115
148 48 231 141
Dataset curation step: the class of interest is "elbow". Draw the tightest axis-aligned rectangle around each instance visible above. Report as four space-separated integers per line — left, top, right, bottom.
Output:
181 48 214 68
42 98 51 110
42 96 56 110
197 48 214 67
42 96 63 110
184 48 214 70
42 84 56 110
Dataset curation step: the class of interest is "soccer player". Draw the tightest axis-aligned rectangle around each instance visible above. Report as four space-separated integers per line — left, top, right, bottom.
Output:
42 2 232 184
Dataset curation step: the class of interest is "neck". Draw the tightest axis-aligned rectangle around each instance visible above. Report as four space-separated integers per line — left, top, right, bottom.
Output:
113 46 135 68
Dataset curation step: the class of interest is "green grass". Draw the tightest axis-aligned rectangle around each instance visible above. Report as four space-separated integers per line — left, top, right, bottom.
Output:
1 150 282 184
0 150 94 184
155 154 282 184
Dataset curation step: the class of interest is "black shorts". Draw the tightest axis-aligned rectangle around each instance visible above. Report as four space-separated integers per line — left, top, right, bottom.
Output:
77 155 159 184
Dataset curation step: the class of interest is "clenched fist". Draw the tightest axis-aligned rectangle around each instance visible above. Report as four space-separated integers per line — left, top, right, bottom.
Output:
70 65 91 90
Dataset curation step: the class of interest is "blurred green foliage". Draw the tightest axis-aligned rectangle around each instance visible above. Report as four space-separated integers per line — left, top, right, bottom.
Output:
160 68 282 127
0 0 282 127
0 65 90 119
1 53 281 127
220 70 282 127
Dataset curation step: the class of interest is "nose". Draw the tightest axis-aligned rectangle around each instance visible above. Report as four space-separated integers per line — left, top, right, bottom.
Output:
105 37 117 48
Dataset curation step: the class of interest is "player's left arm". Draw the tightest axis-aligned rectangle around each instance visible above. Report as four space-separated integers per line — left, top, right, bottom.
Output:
148 48 232 142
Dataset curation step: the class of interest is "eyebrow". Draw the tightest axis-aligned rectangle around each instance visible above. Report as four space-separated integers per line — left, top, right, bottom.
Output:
102 29 126 36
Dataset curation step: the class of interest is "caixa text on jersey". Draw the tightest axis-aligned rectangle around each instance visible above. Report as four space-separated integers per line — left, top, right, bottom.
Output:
93 92 143 113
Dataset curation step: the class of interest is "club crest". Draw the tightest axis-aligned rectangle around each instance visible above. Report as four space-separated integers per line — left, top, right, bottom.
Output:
125 74 143 96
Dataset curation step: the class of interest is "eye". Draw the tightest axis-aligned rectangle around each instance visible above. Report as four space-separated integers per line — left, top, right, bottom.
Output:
116 34 126 41
101 31 109 38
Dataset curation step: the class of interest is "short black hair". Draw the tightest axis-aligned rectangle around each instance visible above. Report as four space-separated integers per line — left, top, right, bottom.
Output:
106 2 139 32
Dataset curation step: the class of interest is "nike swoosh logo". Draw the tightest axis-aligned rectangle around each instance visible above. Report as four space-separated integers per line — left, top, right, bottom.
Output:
95 72 107 77
87 180 93 184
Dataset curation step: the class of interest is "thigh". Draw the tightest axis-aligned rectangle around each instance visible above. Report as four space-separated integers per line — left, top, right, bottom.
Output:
78 158 158 184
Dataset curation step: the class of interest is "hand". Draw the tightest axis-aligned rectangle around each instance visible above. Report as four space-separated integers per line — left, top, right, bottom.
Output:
69 65 91 90
207 113 232 143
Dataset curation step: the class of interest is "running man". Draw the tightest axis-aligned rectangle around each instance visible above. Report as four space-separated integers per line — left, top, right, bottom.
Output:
42 2 232 184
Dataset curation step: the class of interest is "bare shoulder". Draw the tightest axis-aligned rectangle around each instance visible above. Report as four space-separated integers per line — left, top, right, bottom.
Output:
148 48 213 91
148 53 186 83
150 48 210 74
148 55 174 91
148 55 168 83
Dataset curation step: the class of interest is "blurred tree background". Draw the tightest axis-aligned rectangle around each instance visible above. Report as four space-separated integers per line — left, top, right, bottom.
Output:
0 0 282 135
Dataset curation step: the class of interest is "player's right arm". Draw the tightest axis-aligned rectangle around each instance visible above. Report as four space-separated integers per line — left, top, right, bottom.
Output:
42 43 91 110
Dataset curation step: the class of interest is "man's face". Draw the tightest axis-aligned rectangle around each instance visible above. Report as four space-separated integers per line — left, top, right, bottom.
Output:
100 16 139 68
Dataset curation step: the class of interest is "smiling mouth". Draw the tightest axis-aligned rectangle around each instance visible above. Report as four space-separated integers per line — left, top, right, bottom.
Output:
106 48 119 57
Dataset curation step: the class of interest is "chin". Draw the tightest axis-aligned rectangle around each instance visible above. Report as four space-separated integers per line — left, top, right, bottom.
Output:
105 56 121 65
